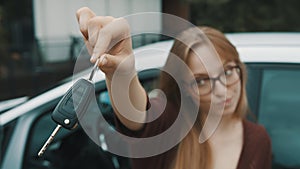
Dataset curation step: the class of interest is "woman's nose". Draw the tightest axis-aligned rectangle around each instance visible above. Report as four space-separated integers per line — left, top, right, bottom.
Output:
213 80 227 96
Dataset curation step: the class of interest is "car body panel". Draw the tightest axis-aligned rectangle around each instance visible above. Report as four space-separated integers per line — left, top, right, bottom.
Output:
0 97 29 114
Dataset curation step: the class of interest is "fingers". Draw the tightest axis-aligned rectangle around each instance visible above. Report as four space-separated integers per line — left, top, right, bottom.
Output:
97 53 135 78
76 7 96 40
76 7 133 75
87 16 114 50
92 17 131 62
84 39 93 56
96 54 118 72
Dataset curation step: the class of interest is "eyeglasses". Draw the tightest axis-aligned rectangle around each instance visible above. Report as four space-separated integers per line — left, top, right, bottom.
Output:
190 65 241 96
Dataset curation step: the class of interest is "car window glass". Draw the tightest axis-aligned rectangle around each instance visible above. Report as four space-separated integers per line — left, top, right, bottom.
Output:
0 120 18 167
258 68 300 168
22 107 128 169
0 125 2 163
23 69 160 169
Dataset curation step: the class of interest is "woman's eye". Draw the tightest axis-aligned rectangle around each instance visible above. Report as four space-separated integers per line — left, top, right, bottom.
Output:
197 79 206 86
225 69 233 76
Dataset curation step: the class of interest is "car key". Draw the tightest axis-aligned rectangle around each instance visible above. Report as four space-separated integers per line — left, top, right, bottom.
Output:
38 59 100 157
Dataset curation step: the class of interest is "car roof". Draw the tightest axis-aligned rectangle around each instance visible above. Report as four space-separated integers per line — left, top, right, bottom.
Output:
226 33 300 63
226 33 300 46
1 32 300 125
135 32 300 64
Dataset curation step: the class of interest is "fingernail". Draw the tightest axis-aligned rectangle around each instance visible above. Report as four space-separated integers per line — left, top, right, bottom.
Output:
90 55 97 62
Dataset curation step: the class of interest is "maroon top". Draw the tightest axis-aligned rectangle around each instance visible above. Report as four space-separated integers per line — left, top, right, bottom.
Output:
115 97 272 169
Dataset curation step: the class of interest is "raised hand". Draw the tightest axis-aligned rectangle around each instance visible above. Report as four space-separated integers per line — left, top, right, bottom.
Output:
76 7 135 79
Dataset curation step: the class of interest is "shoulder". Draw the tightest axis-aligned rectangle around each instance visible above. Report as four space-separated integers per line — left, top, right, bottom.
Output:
240 120 272 169
243 120 270 140
243 119 271 153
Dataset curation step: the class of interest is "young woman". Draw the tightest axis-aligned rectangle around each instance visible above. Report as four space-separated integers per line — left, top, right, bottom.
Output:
76 7 272 169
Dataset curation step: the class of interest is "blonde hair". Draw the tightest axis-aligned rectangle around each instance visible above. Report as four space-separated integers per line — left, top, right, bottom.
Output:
159 26 249 169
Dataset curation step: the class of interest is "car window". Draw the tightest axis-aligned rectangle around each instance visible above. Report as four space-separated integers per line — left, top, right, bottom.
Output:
22 109 123 169
0 120 18 167
22 68 160 169
258 68 300 168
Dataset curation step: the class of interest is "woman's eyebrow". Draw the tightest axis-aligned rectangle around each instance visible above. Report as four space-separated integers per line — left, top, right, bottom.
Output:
194 73 209 78
222 60 236 67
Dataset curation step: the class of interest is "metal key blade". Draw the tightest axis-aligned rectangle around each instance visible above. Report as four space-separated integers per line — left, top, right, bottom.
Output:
89 58 100 81
38 125 62 157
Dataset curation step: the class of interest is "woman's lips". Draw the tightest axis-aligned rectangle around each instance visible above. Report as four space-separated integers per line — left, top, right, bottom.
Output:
225 98 232 104
215 98 232 106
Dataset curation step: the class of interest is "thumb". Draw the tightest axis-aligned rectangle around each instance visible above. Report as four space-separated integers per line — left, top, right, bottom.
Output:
97 54 117 68
97 53 135 76
96 54 119 75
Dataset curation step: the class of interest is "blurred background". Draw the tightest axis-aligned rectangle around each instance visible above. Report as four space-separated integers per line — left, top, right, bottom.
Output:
0 0 300 101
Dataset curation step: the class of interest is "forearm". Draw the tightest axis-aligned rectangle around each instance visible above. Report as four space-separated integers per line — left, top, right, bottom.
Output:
106 73 147 131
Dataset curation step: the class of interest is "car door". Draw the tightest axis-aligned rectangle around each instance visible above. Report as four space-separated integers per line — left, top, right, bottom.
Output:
246 63 300 169
20 68 160 169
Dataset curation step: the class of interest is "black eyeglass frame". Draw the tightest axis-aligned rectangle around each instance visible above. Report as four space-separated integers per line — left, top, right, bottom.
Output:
191 65 242 96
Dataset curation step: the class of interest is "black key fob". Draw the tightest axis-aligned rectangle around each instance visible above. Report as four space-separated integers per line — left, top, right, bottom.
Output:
51 78 95 130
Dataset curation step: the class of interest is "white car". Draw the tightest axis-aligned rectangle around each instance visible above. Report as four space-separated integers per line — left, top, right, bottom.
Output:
1 33 300 169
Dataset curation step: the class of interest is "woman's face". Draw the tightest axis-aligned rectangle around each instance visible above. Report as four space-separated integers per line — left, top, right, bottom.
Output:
186 49 241 117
